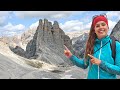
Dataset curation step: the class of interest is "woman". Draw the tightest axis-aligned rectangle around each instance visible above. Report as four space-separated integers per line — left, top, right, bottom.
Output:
64 14 120 79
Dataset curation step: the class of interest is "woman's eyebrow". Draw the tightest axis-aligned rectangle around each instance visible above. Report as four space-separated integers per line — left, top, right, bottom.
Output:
96 22 106 25
96 24 100 26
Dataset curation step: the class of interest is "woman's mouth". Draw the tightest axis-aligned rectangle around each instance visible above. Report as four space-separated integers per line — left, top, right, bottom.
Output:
98 30 105 33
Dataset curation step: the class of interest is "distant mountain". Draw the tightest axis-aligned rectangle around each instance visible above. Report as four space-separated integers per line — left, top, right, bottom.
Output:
72 32 89 58
66 30 89 40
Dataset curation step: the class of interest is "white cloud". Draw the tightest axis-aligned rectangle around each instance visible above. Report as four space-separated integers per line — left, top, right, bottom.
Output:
29 21 39 30
59 20 83 32
3 23 25 31
84 22 92 30
59 20 91 32
106 11 120 20
14 11 75 19
0 16 7 26
0 23 26 36
0 11 11 26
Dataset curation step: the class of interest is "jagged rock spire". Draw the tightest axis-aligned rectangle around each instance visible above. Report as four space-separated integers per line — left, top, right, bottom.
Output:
25 19 73 66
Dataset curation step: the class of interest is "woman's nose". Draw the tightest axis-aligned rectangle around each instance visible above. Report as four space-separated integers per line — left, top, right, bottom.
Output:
99 25 103 28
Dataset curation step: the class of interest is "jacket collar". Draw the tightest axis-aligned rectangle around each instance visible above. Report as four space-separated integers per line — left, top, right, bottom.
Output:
95 35 110 44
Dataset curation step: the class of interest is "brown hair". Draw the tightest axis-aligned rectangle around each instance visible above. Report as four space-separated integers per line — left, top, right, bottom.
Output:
84 24 96 62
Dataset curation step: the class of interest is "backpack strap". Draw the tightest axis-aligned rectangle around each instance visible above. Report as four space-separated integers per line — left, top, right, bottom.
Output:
110 36 117 64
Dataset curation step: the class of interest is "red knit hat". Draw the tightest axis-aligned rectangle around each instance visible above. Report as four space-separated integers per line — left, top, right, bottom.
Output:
92 15 108 28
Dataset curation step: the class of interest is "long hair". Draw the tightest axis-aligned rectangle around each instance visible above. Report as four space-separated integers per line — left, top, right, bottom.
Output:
84 23 97 63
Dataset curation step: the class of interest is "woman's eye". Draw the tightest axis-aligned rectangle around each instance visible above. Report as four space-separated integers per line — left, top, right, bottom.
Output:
101 23 106 26
96 25 99 27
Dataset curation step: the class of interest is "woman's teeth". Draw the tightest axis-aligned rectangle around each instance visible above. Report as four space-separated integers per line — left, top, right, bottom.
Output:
99 30 104 33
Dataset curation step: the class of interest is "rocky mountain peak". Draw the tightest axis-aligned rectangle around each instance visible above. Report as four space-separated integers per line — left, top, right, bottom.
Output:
10 19 73 67
110 20 120 41
53 21 59 29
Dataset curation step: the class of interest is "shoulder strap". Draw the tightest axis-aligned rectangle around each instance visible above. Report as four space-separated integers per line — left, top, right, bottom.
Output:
110 36 117 64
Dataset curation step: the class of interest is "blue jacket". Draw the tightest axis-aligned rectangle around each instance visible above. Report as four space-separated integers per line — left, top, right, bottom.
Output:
70 35 120 79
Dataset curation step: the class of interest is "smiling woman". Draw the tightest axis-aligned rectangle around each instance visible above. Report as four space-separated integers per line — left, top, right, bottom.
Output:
64 13 120 79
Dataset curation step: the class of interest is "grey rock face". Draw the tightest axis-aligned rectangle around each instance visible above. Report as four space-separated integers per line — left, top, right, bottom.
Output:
110 20 120 41
0 51 88 79
26 39 36 58
9 46 27 58
10 19 73 67
0 53 33 79
27 19 73 66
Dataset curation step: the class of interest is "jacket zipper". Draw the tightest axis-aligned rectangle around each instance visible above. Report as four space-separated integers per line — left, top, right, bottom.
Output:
98 41 102 79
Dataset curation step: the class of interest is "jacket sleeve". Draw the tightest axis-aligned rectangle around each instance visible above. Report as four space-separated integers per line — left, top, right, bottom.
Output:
69 55 89 69
99 41 120 75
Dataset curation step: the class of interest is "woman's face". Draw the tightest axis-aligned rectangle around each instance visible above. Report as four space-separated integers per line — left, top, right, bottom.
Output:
94 21 109 39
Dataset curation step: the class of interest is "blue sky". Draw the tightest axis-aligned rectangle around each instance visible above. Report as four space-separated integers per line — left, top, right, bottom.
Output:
0 11 119 37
